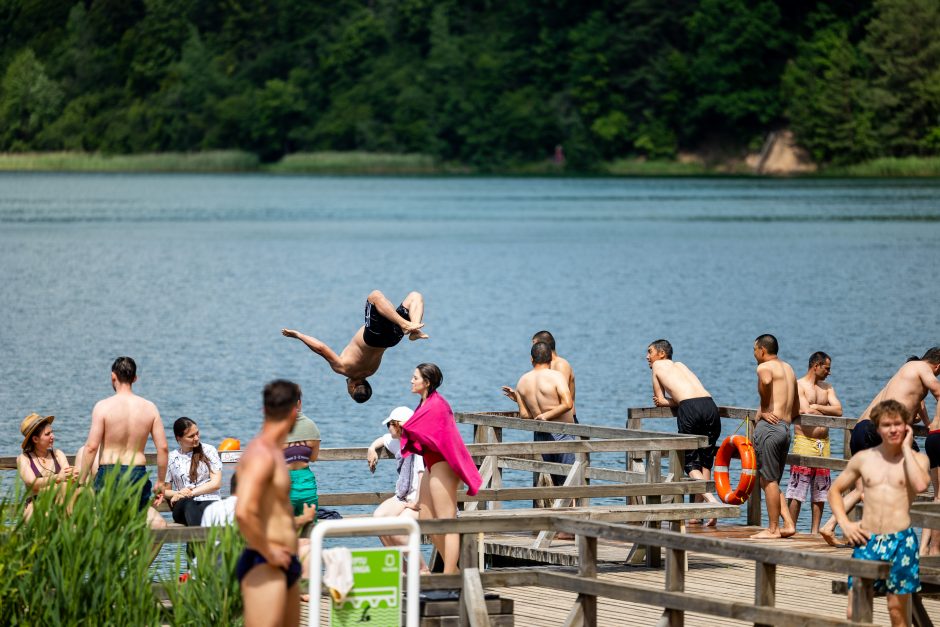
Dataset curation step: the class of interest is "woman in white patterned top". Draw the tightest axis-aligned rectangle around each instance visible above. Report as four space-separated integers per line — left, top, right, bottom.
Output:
164 417 222 526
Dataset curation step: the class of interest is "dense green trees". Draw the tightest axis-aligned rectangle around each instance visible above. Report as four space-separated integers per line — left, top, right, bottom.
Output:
0 0 937 167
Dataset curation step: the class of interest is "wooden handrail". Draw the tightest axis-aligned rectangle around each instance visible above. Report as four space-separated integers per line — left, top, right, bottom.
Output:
550 516 888 578
456 411 693 440
627 405 929 436
0 436 707 471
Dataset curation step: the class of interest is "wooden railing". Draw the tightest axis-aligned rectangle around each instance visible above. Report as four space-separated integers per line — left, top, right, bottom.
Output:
419 515 888 627
627 405 932 525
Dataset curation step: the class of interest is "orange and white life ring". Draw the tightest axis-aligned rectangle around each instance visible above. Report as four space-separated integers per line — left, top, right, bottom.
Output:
713 435 758 505
218 438 240 452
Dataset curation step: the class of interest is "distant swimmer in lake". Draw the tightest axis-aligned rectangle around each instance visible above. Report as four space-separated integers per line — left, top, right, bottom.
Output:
646 339 722 524
282 290 427 403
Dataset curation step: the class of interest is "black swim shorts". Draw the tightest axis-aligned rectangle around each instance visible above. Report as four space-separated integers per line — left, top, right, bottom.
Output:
94 464 152 512
362 300 410 348
849 419 880 456
676 397 722 474
236 548 302 588
851 419 920 455
926 431 940 469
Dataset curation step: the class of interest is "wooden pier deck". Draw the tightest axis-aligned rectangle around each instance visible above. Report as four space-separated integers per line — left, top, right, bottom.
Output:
484 525 939 626
301 523 939 626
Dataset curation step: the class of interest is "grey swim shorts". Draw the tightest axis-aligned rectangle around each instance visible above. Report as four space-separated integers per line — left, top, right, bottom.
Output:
752 420 790 484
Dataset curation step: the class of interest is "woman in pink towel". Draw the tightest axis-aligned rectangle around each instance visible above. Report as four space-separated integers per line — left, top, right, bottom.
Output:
400 362 482 573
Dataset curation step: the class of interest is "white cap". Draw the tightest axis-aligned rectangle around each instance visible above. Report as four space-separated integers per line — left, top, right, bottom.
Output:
382 406 414 426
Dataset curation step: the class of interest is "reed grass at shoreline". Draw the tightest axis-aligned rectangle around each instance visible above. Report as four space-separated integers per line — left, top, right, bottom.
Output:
1 150 939 177
0 150 259 172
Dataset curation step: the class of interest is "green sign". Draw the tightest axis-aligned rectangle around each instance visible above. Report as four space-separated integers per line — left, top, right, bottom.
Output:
330 548 402 627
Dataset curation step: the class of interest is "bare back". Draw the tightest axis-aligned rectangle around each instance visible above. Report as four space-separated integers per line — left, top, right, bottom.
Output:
90 392 163 466
516 368 574 423
237 439 298 552
859 361 939 423
652 360 710 404
757 359 799 424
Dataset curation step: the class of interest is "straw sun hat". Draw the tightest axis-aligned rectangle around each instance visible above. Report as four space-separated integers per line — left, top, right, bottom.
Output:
20 413 54 451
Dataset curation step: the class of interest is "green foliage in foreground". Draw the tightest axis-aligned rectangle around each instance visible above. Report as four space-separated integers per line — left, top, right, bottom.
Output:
0 473 245 625
162 525 245 626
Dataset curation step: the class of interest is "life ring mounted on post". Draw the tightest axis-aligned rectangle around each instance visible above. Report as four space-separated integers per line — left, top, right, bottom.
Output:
713 434 758 505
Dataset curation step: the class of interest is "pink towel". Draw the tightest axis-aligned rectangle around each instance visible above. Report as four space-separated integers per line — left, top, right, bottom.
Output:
400 392 482 496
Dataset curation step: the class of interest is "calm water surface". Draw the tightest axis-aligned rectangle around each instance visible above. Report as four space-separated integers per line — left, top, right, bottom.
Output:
2 173 939 536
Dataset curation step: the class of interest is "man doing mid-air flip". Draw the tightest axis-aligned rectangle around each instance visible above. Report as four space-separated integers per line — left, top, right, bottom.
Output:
282 290 427 403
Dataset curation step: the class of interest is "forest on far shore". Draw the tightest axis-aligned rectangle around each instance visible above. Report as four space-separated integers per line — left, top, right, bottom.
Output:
1 0 938 170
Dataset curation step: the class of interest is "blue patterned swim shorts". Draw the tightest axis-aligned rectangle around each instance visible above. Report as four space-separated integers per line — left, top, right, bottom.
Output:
848 527 920 595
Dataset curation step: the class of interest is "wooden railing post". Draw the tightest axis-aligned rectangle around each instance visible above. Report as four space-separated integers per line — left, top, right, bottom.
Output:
460 532 479 570
627 413 646 505
578 534 598 627
850 577 874 624
662 520 686 627
753 561 776 627
491 427 503 510
747 478 762 526
459 567 491 627
645 450 663 568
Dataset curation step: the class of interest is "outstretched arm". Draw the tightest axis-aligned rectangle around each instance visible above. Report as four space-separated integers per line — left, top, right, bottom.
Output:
282 329 346 375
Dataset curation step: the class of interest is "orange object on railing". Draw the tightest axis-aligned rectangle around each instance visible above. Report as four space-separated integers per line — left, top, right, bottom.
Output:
218 438 241 452
713 434 758 505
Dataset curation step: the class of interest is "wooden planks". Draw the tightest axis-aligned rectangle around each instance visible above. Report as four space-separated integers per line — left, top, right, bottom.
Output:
485 527 940 627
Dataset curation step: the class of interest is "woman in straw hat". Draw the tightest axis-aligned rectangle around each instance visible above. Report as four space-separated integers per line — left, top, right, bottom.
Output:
17 413 75 519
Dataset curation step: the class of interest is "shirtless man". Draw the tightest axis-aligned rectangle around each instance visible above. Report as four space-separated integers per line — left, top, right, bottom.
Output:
829 400 930 626
79 356 168 529
787 352 842 534
822 348 940 545
504 341 574 486
282 290 427 403
236 379 303 627
647 339 722 519
751 334 798 539
532 330 577 420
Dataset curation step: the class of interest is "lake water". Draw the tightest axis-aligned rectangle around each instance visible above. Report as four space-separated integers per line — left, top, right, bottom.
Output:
2 173 939 536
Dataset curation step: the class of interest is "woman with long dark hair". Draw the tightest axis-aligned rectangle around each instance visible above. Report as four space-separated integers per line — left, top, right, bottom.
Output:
399 363 482 573
164 417 222 526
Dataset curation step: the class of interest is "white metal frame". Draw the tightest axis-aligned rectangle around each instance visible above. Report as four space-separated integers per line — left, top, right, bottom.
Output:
308 516 421 627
